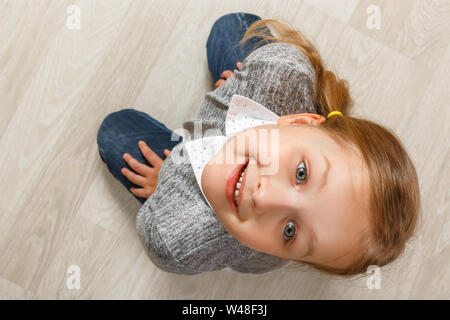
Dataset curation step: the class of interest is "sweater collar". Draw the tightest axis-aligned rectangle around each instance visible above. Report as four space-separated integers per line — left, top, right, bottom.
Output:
184 95 280 209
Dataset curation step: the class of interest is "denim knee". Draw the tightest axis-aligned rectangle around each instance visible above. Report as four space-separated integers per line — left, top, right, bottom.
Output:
98 108 138 138
209 13 260 40
97 109 137 159
211 12 261 29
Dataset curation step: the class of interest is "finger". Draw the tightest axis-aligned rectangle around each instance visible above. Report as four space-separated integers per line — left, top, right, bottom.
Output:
123 153 152 176
139 141 164 167
130 187 150 199
215 79 225 89
121 167 147 186
164 149 172 157
221 70 234 79
237 62 242 70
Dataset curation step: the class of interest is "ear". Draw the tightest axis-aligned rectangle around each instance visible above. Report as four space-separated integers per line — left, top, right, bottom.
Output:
277 113 326 126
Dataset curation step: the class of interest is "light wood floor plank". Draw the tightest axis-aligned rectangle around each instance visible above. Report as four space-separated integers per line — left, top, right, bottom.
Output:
0 0 448 299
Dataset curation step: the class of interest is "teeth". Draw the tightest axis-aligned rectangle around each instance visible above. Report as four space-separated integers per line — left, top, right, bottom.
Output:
234 167 247 206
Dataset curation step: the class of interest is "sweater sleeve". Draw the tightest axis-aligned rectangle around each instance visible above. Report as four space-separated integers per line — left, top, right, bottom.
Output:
136 143 239 275
196 42 317 126
238 42 317 115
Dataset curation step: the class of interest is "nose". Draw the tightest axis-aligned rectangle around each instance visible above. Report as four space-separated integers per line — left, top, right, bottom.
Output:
252 175 293 215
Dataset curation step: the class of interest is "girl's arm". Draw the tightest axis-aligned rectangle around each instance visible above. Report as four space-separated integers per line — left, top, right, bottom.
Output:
199 42 318 123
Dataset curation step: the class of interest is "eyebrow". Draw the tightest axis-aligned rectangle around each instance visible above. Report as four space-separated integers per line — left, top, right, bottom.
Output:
318 151 330 192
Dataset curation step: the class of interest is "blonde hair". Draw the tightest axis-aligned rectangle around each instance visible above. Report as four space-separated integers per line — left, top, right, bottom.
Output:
239 19 421 276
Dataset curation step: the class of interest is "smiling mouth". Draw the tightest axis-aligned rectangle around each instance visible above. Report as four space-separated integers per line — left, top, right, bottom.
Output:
225 156 249 216
233 161 249 208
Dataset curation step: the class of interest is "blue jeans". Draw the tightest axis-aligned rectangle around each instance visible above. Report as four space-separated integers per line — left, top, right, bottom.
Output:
206 12 271 82
97 13 271 204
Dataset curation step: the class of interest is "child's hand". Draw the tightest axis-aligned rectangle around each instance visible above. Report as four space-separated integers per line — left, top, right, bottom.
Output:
121 141 172 199
214 61 242 89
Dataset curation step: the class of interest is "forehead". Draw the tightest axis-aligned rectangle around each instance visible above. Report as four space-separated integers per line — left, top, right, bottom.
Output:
314 127 370 212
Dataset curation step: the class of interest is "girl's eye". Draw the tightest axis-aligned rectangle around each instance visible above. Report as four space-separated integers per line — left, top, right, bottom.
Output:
296 161 308 184
283 220 296 242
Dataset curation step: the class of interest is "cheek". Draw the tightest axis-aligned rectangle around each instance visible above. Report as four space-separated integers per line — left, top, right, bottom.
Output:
230 221 277 252
201 165 217 195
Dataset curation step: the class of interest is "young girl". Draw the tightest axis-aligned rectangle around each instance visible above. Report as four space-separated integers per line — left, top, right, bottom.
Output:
97 13 420 276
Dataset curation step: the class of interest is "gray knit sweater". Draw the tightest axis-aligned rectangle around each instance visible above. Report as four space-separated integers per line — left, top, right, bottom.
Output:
136 42 317 275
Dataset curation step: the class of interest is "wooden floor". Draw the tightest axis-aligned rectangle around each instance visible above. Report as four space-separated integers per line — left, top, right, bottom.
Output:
0 0 449 299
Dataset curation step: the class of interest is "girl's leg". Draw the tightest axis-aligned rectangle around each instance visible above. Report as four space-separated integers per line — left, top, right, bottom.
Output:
206 12 273 83
97 109 183 204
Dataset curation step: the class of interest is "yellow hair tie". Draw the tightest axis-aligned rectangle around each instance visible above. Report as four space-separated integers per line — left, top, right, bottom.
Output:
327 111 343 118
